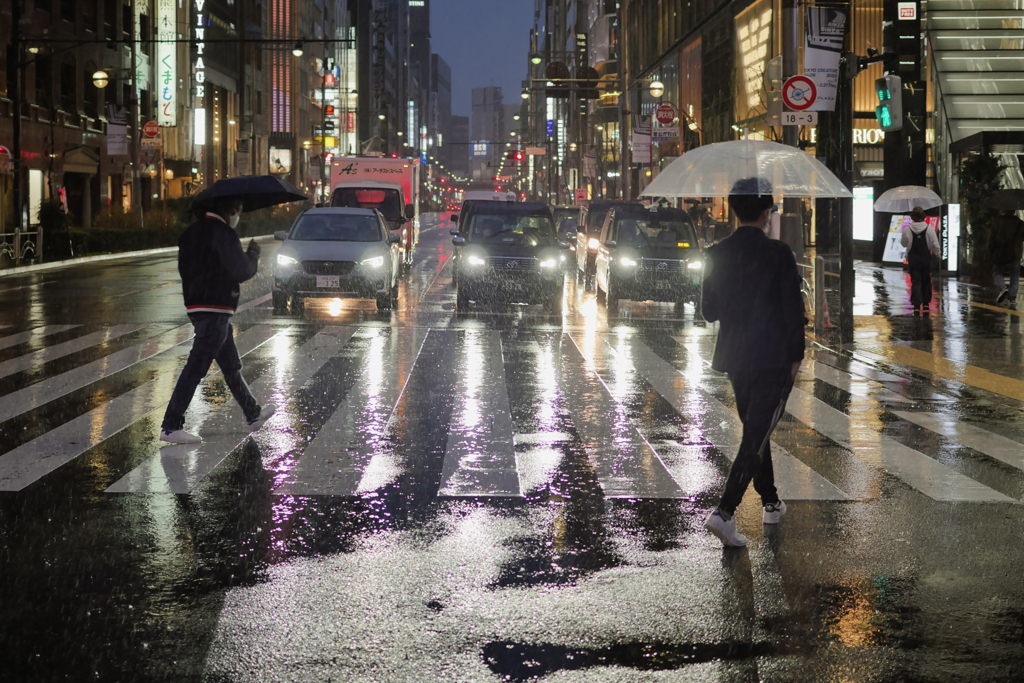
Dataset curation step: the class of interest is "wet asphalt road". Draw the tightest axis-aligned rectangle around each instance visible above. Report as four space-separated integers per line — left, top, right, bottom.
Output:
2 214 1024 682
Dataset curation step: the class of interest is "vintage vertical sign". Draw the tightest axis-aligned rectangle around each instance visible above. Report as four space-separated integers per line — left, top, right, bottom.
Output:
156 0 177 126
804 7 847 112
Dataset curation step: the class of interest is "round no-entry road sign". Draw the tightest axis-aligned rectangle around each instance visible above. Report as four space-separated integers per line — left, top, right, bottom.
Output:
655 102 677 125
782 76 816 111
143 120 159 138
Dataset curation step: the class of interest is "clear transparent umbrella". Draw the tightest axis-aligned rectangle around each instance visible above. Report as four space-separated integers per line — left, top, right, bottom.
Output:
872 185 942 213
639 139 852 199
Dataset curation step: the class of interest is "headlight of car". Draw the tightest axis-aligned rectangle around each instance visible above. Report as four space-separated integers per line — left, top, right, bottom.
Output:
688 260 704 270
276 254 298 267
466 255 486 266
539 258 557 268
618 256 638 267
361 255 385 268
588 238 600 250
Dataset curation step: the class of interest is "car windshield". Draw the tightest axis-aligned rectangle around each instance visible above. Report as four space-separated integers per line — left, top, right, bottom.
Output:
586 207 612 236
468 212 556 246
289 214 383 242
613 211 699 247
553 208 580 226
331 188 403 221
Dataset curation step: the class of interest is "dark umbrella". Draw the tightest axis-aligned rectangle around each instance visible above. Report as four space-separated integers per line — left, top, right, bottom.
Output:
191 175 309 213
984 189 1024 212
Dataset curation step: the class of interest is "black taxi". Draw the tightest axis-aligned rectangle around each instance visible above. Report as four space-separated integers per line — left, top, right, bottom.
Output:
452 202 567 312
594 204 704 311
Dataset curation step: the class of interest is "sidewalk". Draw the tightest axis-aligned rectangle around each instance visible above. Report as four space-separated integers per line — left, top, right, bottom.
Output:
826 261 1024 408
0 233 279 279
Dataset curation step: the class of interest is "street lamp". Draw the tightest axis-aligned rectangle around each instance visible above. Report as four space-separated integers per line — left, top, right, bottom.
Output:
521 89 529 100
513 113 520 121
530 53 543 65
91 70 110 88
292 42 304 57
569 142 577 152
378 113 385 120
649 80 665 98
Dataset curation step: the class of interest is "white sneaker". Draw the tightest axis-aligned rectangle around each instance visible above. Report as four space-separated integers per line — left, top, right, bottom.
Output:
997 288 1008 304
704 508 747 547
763 500 787 524
247 403 277 427
160 429 202 444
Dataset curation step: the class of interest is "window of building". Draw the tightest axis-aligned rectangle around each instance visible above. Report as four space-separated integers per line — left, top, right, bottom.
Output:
61 0 76 23
122 2 131 41
257 90 262 115
104 0 116 34
140 88 152 119
35 57 52 109
83 0 96 32
139 13 150 55
83 69 99 119
61 63 77 112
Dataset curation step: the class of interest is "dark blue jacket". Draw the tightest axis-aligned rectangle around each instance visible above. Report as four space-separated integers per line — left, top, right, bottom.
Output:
178 213 259 314
702 225 806 373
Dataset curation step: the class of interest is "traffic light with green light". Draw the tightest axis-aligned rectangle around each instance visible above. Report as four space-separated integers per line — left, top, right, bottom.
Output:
875 75 903 132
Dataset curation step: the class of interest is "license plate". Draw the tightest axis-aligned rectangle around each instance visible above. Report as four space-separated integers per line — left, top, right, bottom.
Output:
316 275 340 288
655 281 671 290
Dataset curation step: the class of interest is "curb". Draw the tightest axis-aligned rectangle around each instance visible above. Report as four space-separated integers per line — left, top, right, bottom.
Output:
0 234 278 279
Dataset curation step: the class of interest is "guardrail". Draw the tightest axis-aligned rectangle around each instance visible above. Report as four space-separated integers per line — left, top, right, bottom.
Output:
0 226 43 266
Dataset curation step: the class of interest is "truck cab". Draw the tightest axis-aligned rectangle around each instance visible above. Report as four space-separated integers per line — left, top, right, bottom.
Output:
330 180 415 266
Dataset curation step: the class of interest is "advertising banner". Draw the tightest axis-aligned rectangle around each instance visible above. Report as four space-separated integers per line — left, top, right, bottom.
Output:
156 0 177 126
804 8 846 112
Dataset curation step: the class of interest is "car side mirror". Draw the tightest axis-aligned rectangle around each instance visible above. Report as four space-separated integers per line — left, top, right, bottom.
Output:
274 231 287 241
450 214 459 223
389 232 401 244
452 236 466 246
405 203 415 220
449 228 459 236
558 241 572 250
604 240 618 249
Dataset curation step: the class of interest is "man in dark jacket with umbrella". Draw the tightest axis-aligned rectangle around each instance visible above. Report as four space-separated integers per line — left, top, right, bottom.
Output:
701 178 806 547
159 196 276 444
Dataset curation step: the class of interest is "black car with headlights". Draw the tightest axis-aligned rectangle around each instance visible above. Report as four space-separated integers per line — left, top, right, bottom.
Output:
575 200 643 275
453 202 567 312
272 208 402 313
594 205 704 311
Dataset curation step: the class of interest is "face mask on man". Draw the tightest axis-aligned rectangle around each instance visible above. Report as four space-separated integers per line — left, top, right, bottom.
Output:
228 212 240 229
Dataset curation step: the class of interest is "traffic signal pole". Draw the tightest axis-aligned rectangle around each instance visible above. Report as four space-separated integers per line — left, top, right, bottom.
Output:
780 0 803 257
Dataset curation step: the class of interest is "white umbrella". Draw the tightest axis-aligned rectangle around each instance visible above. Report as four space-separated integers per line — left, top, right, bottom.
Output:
640 139 852 199
872 185 942 213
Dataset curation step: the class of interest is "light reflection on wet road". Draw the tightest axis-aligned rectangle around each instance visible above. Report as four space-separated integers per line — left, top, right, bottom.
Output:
2 214 1024 681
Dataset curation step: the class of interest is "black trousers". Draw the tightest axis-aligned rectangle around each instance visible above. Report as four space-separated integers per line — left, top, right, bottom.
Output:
908 263 932 307
719 368 793 516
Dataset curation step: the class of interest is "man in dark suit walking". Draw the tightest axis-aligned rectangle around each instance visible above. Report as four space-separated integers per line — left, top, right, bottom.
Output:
701 178 806 546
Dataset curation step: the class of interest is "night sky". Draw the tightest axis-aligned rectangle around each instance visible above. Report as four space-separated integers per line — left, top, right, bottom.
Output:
431 0 535 117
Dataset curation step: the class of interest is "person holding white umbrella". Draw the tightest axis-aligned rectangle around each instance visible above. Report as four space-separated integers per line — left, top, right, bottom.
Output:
642 140 848 548
900 206 940 315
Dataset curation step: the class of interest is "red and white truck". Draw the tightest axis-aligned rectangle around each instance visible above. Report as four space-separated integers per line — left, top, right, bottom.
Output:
329 156 420 265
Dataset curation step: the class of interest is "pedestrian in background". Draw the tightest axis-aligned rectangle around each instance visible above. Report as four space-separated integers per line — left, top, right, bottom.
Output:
987 209 1024 309
900 206 939 315
701 178 806 547
159 197 276 444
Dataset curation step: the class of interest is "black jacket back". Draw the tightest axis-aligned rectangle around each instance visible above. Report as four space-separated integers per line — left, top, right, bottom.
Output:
178 214 258 314
701 225 806 373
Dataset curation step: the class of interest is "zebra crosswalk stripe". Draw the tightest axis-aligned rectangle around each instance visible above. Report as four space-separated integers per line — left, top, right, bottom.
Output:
892 411 1024 475
0 325 279 492
623 338 851 501
0 325 81 351
438 330 520 497
0 324 146 379
564 332 684 499
0 324 195 423
276 328 428 497
107 326 355 494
